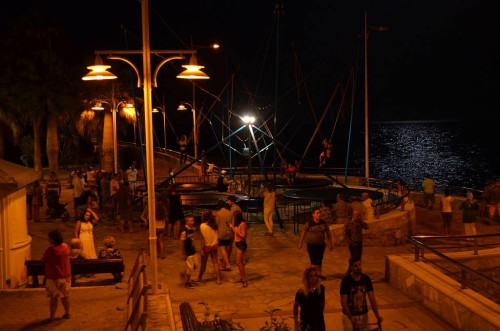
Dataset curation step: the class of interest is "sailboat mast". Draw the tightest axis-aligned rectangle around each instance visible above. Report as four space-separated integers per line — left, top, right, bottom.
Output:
364 10 370 179
273 3 284 182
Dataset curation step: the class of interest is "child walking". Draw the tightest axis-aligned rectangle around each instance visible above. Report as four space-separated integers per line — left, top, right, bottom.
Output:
180 216 198 288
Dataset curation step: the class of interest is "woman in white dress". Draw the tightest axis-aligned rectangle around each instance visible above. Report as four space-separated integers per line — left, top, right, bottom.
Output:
74 208 99 258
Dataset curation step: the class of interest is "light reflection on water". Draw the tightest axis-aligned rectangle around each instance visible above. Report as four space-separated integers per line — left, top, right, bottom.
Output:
369 121 500 190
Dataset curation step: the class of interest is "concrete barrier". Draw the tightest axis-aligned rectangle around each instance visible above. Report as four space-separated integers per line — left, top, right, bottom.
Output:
330 202 417 246
386 251 500 331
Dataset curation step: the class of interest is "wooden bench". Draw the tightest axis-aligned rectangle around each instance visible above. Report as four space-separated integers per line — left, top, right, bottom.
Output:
25 258 125 287
180 301 229 331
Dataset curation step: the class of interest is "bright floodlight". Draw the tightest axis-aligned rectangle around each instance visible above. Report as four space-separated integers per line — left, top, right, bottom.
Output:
242 115 256 124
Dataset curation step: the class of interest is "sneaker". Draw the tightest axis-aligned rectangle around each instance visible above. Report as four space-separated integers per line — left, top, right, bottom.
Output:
184 282 194 289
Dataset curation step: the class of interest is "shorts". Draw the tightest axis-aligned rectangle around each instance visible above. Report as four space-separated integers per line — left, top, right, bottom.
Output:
45 277 71 298
423 193 434 202
185 254 198 275
235 241 247 251
488 203 500 216
120 208 133 221
169 218 181 225
156 227 165 235
218 238 233 246
342 313 368 331
202 245 218 254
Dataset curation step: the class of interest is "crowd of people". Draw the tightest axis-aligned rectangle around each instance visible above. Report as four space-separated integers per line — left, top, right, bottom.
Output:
32 162 500 328
421 174 500 236
26 162 143 226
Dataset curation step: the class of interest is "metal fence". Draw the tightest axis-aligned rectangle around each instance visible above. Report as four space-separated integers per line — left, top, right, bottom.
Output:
408 234 500 304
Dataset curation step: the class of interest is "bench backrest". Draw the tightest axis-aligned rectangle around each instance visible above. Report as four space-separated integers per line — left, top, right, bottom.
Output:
25 259 124 276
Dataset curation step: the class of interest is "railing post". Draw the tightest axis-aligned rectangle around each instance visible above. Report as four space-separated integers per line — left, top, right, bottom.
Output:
414 244 419 262
473 237 478 255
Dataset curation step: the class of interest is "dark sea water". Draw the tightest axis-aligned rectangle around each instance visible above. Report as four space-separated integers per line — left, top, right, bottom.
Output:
367 121 500 190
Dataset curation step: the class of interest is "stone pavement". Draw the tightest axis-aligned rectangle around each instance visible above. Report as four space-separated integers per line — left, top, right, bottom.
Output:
0 158 498 330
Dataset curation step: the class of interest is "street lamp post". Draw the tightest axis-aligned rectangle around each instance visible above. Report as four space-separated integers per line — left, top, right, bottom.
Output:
92 98 133 174
177 101 197 161
82 0 209 295
242 115 255 195
364 11 388 179
152 106 167 151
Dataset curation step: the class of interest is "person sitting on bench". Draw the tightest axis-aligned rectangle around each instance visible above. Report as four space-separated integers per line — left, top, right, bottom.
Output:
98 236 123 281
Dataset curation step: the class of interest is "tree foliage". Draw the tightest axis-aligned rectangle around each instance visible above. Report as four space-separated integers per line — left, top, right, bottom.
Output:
0 9 81 174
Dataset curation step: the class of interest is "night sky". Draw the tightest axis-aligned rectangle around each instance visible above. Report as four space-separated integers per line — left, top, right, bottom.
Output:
2 0 498 123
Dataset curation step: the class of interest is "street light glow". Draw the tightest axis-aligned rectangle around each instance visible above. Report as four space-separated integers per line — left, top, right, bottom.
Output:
82 55 117 81
176 54 210 79
242 115 256 124
91 102 104 111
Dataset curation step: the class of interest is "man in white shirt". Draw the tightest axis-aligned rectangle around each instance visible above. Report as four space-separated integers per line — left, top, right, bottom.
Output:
361 192 375 220
126 162 138 194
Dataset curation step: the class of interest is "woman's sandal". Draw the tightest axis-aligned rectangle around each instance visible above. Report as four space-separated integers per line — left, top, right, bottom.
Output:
242 280 248 288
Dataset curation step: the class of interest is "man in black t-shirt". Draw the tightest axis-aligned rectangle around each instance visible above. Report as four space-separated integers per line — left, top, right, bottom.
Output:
340 257 383 331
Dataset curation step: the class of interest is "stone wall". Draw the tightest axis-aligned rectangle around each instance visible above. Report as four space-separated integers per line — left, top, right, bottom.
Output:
330 202 416 247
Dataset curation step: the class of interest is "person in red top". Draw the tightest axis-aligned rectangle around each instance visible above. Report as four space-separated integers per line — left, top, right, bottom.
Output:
41 230 71 322
287 162 297 186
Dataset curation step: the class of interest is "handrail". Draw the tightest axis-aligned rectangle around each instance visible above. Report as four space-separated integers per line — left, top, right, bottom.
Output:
408 234 500 297
125 250 148 331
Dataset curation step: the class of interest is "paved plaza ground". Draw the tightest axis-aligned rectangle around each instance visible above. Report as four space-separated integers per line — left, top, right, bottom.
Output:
0 159 498 330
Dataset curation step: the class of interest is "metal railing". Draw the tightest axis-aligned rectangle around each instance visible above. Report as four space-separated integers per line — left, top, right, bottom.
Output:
408 234 500 303
125 250 148 331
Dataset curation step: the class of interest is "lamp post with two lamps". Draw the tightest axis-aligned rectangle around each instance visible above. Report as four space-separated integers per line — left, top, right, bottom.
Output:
91 99 135 174
81 0 210 294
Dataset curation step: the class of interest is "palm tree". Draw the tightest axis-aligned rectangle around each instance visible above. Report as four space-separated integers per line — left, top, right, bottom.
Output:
0 10 79 175
0 88 22 159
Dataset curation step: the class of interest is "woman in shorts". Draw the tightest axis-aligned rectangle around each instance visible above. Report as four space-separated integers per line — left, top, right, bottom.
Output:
192 209 222 285
231 211 248 287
